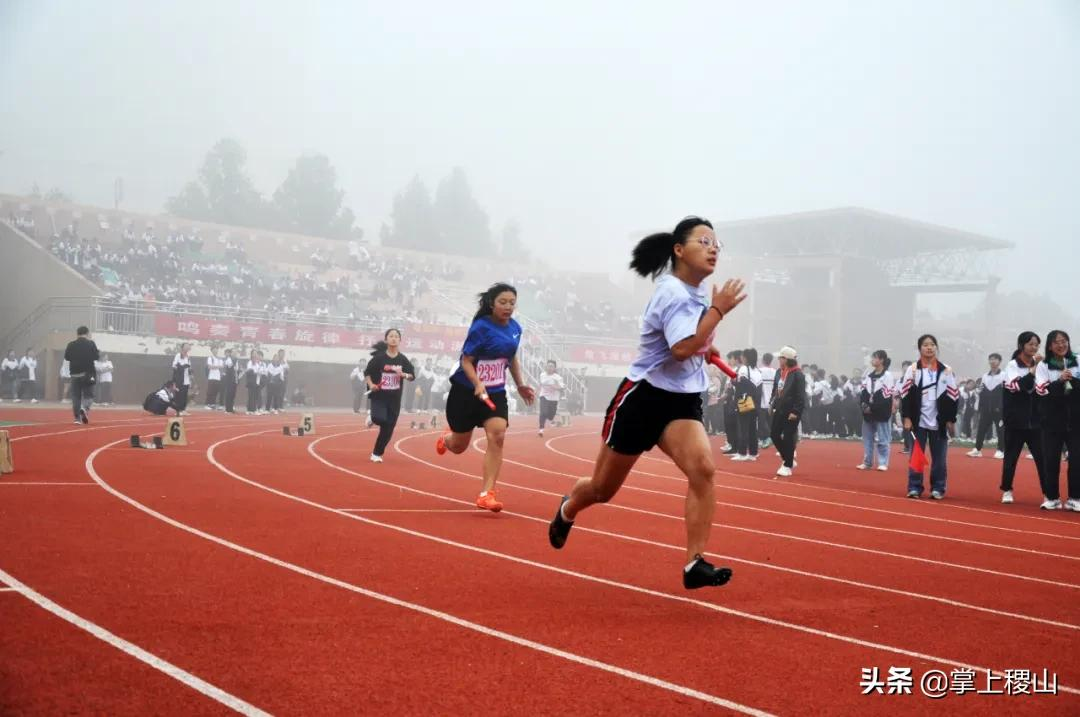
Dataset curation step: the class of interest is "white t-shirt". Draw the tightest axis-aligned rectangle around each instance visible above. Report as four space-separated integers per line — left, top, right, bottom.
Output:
173 353 192 386
539 372 565 401
758 366 777 409
350 366 364 382
207 355 223 382
626 274 710 394
95 360 114 383
19 356 37 381
1 358 18 374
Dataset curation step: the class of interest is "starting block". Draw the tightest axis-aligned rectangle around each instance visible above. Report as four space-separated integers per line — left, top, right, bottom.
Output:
129 435 165 450
0 430 13 473
162 417 187 446
282 426 306 437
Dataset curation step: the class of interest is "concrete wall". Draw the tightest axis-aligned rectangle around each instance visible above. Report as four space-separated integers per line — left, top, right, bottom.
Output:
0 221 99 346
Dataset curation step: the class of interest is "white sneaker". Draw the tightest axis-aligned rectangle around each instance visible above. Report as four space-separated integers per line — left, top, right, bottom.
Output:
993 450 1004 459
370 454 383 463
538 429 544 437
855 463 870 470
966 449 981 457
204 405 213 410
1064 498 1080 512
1001 491 1014 504
731 454 748 462
775 466 793 477
720 444 733 452
744 455 758 462
31 398 38 403
930 491 944 500
13 398 21 403
876 465 888 472
1040 499 1062 510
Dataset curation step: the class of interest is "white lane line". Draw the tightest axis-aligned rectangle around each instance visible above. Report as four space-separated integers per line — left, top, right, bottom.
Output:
0 566 268 716
0 482 97 486
218 428 1080 696
546 431 1080 535
0 586 17 592
85 435 773 717
338 508 479 513
319 431 1080 631
482 440 1080 562
10 416 221 443
396 431 1079 590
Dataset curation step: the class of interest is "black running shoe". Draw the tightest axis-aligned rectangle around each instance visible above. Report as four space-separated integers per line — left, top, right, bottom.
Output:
79 408 89 425
548 495 574 549
683 555 733 589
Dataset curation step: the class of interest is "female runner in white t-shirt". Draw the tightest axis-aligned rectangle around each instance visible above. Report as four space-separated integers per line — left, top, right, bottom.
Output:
548 216 746 589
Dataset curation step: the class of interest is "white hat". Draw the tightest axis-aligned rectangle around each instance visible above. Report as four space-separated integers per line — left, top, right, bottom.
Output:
777 346 798 360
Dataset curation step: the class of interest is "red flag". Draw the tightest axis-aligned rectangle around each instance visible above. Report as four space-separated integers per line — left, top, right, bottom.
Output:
909 433 929 473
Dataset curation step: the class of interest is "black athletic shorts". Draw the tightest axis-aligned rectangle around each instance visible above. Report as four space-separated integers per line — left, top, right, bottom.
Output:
602 378 703 455
446 381 510 432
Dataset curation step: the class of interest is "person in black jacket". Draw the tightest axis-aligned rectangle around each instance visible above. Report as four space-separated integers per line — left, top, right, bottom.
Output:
63 325 100 424
364 329 415 463
969 353 1005 458
1000 331 1048 506
1035 330 1078 511
769 346 805 477
899 334 959 500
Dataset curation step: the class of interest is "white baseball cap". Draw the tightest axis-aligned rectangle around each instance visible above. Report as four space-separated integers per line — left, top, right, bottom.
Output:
777 346 798 360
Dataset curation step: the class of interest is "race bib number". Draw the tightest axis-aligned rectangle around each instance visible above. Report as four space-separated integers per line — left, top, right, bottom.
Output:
380 372 402 391
476 358 508 388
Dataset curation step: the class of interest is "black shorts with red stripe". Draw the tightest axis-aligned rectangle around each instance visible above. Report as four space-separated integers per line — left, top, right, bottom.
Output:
602 378 703 455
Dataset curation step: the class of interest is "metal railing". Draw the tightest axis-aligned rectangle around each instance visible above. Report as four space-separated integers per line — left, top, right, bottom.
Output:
432 287 587 402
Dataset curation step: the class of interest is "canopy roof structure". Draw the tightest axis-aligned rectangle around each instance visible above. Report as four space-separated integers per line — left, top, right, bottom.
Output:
713 207 1013 259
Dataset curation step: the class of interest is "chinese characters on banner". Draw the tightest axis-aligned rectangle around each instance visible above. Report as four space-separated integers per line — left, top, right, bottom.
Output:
569 346 637 365
155 315 469 353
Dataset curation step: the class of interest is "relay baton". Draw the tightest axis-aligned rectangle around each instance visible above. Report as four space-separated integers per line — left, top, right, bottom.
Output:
709 354 737 379
479 393 497 411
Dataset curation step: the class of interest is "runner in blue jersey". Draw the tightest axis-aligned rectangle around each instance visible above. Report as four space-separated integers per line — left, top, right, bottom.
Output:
437 282 536 512
548 216 748 589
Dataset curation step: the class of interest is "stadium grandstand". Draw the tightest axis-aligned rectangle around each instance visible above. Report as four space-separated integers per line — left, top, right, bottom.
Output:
2 196 1018 410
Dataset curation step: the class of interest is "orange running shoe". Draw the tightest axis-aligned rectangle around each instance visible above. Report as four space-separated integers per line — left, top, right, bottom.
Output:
436 432 451 456
476 491 503 512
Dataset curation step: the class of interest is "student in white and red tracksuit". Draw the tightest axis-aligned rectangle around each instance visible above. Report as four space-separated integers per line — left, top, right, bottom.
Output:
1037 329 1080 511
899 334 959 500
364 329 415 463
1000 331 1048 506
547 216 746 589
856 350 896 472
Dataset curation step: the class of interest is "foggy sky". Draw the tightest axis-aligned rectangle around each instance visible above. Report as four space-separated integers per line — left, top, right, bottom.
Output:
2 1 1078 311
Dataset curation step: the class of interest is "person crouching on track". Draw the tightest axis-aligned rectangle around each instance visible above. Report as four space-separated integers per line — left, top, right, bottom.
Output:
436 283 536 512
144 381 182 415
547 216 746 589
364 329 415 463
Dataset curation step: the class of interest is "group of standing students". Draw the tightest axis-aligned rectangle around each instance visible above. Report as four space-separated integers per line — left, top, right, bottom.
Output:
997 330 1079 511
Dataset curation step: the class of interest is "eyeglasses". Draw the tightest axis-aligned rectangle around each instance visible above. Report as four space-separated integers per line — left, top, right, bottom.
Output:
692 236 724 251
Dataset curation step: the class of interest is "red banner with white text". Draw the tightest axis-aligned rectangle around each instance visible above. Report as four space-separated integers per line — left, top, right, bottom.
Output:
153 314 469 354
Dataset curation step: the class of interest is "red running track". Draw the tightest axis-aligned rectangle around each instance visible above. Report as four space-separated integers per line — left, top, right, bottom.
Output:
1 406 1077 715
